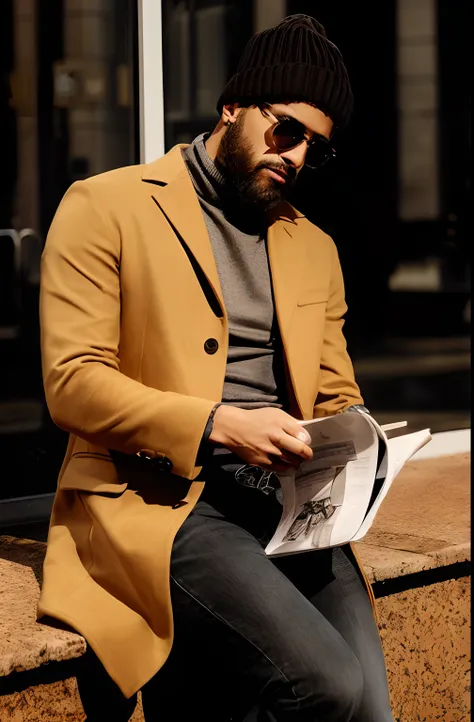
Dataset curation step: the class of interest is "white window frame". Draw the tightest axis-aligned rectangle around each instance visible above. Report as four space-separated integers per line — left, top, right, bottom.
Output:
138 0 166 162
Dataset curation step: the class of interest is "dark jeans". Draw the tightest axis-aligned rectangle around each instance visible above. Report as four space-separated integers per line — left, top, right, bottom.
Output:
79 458 394 721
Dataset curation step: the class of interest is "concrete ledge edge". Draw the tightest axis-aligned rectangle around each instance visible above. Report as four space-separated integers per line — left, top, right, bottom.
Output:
359 541 471 584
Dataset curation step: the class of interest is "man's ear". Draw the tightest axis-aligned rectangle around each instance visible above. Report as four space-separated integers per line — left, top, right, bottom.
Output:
221 103 241 125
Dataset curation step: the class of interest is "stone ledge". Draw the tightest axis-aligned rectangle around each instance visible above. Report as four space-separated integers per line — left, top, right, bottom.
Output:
356 541 471 585
0 538 86 678
0 453 470 679
0 658 145 722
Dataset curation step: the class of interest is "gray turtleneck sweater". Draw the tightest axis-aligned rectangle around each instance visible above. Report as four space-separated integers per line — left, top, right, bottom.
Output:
182 134 286 409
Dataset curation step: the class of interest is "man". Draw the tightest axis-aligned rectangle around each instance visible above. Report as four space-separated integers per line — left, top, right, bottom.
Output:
39 14 394 721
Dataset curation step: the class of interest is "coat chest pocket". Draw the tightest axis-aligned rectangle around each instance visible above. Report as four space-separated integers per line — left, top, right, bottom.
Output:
297 287 329 307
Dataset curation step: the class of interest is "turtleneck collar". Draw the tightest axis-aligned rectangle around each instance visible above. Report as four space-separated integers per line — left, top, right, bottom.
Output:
183 133 272 234
183 133 226 207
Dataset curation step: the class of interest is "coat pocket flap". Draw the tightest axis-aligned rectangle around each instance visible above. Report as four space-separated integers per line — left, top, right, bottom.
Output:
60 453 128 495
297 288 329 306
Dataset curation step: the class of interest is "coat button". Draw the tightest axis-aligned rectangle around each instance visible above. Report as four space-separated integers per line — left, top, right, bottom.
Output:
137 450 155 460
204 338 219 354
157 457 173 472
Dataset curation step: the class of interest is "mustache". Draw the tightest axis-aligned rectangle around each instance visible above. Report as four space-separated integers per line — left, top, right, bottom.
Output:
255 161 297 183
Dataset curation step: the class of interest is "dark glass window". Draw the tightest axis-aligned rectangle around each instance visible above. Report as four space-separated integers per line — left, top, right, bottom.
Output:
0 0 139 511
162 0 253 149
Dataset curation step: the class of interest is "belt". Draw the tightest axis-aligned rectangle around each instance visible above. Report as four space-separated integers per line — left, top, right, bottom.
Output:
202 451 281 498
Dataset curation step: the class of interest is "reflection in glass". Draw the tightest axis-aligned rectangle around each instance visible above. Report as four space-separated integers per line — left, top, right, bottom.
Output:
0 0 138 506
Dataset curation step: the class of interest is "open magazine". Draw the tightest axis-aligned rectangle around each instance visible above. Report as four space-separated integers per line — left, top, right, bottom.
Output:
265 411 431 556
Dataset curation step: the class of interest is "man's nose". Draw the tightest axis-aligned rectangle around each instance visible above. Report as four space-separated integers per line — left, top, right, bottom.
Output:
279 141 308 170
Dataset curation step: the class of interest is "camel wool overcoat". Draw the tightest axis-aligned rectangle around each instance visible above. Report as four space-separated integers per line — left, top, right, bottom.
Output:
38 144 372 698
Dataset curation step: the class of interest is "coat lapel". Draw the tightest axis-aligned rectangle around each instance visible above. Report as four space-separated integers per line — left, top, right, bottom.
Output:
267 205 306 345
142 146 225 315
267 205 308 417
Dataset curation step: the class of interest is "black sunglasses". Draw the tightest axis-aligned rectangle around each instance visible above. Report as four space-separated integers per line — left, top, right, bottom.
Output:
263 107 336 170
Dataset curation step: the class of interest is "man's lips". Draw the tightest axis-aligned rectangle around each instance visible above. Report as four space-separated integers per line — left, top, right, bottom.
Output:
262 167 288 184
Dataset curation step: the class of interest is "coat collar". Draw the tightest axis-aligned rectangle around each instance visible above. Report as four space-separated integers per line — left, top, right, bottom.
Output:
141 144 189 186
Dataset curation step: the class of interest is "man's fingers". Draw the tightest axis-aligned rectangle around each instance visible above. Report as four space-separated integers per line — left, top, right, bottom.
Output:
276 432 313 459
261 455 296 473
280 451 303 466
270 451 302 469
297 428 312 444
262 444 283 458
281 419 311 445
268 461 297 474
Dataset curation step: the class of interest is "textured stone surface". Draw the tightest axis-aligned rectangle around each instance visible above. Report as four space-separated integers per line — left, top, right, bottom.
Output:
426 543 471 568
0 680 145 721
357 541 471 584
377 576 471 722
0 538 86 677
0 677 84 721
363 453 470 546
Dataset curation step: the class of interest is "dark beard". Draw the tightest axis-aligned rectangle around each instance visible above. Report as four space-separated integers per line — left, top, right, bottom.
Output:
215 113 297 221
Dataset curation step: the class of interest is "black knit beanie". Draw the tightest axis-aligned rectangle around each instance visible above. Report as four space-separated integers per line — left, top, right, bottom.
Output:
217 14 353 129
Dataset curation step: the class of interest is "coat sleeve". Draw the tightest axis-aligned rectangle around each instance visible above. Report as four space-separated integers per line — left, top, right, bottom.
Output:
313 241 364 417
40 179 215 480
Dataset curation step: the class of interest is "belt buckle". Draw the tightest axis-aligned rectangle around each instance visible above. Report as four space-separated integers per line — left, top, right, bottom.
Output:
234 465 278 495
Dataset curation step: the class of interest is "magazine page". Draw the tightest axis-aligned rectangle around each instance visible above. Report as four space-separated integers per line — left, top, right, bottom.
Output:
265 412 379 556
352 427 431 541
266 466 339 556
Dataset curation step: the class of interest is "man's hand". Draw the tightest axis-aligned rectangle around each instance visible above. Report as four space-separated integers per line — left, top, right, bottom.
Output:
209 406 313 473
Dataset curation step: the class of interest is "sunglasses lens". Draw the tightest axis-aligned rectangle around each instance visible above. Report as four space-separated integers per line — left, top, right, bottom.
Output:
272 119 305 151
307 139 335 169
